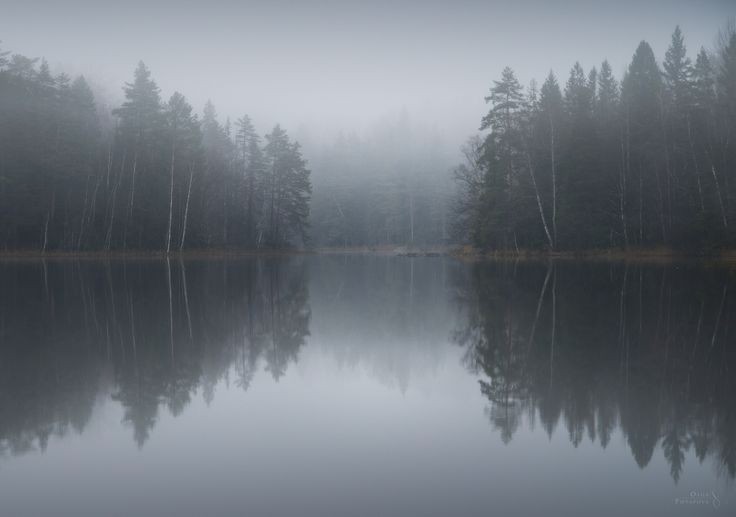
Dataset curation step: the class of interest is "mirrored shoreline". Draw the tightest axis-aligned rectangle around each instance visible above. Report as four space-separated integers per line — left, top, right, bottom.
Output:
0 256 734 515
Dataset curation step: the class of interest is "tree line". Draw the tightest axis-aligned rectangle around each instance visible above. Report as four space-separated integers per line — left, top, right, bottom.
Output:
453 25 736 252
0 48 311 252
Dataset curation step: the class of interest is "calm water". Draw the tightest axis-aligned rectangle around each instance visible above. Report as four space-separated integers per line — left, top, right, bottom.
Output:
0 256 733 516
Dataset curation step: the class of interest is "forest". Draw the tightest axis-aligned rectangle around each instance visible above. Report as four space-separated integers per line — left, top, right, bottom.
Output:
3 24 736 254
0 52 311 251
453 26 736 252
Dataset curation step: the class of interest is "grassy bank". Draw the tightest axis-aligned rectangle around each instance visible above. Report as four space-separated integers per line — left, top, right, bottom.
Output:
3 246 736 265
0 245 449 260
0 248 316 261
450 245 736 264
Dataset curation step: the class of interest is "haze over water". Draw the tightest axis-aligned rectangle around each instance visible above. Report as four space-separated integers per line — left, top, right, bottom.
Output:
0 256 733 516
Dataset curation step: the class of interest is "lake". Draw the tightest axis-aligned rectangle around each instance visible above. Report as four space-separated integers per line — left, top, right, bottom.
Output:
0 255 733 516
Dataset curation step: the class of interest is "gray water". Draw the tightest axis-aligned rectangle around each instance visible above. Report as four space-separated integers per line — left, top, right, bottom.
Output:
0 256 733 516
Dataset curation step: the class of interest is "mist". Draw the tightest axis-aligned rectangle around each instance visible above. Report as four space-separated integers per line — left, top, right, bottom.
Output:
2 0 731 145
4 3 736 516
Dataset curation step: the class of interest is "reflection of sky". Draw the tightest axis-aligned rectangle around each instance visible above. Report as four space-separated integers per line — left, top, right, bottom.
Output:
1 262 734 517
1 342 731 517
306 256 460 393
1 256 734 515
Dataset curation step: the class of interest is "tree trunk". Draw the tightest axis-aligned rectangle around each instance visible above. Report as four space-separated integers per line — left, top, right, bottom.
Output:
123 146 138 250
638 162 643 245
88 172 102 246
77 173 91 250
165 136 176 254
708 156 728 229
246 170 255 248
409 191 414 245
619 133 629 248
105 151 126 251
654 167 667 243
524 148 554 250
42 211 50 252
550 117 558 248
179 162 194 251
686 115 706 214
42 190 55 252
105 140 113 188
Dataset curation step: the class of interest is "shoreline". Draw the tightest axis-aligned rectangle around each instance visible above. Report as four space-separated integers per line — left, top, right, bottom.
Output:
0 246 735 264
450 246 736 265
0 249 315 260
0 245 442 260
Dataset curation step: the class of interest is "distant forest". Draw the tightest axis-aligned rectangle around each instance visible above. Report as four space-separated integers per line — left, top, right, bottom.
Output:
454 26 736 252
0 51 311 251
309 121 453 248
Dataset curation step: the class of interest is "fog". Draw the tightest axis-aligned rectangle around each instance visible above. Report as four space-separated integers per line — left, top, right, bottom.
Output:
3 5 736 514
1 0 735 252
2 0 731 146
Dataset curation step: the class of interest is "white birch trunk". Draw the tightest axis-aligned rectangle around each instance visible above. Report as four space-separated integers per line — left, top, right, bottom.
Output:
179 162 194 251
165 137 176 254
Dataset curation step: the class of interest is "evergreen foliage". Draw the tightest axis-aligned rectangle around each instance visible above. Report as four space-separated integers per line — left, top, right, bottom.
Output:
0 51 311 251
454 26 736 251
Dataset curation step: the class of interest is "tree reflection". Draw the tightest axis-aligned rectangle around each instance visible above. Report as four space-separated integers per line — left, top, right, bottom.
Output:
0 257 310 451
453 260 736 482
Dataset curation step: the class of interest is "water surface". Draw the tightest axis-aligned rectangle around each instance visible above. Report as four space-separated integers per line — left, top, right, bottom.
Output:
0 256 733 516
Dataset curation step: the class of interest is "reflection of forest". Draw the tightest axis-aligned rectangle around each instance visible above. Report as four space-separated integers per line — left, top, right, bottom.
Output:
453 260 736 483
0 258 310 452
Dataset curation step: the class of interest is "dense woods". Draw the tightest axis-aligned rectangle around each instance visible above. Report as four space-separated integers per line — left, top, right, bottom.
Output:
4 25 736 254
0 50 311 251
454 26 736 252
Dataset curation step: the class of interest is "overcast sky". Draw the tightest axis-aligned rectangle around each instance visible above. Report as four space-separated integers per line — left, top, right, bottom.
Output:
2 0 734 145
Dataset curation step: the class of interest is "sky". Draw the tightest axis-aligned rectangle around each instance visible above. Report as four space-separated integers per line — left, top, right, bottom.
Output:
1 0 734 146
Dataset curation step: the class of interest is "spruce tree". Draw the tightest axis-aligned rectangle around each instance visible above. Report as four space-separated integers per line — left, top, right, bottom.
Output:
622 41 665 245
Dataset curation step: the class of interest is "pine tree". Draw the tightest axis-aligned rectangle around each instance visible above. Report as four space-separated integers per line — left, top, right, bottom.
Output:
597 61 619 119
718 32 736 121
562 63 601 248
112 61 163 249
0 43 311 252
0 41 9 69
264 126 311 247
478 67 525 249
664 26 693 110
7 54 38 80
718 32 736 235
66 76 100 250
622 41 665 245
200 100 235 246
596 60 625 247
